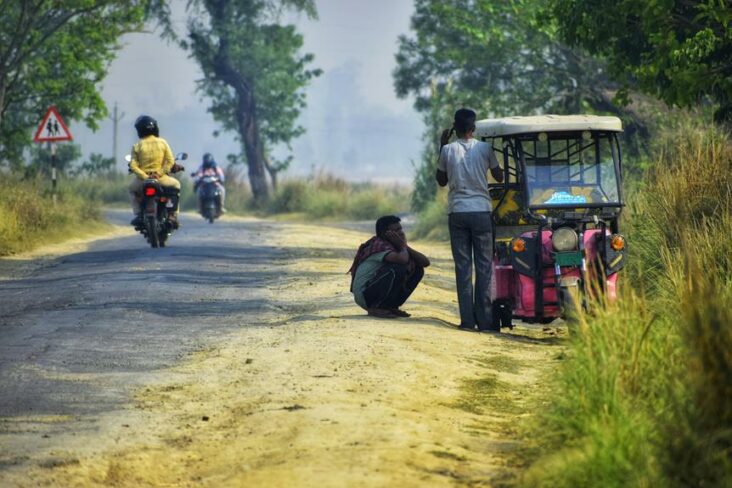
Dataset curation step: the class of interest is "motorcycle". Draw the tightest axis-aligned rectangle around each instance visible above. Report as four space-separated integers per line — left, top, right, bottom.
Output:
126 152 188 248
193 173 223 223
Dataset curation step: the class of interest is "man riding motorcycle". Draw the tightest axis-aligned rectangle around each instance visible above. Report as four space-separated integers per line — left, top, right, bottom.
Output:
192 153 226 214
128 115 182 228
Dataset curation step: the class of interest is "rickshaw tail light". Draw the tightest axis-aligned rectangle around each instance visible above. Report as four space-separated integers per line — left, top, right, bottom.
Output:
611 234 625 251
512 238 526 253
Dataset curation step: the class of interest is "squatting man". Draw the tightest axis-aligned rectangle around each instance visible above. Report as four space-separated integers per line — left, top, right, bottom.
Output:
349 215 430 319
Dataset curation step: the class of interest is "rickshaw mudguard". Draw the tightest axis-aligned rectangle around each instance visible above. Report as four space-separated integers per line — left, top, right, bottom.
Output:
514 270 563 318
499 228 622 318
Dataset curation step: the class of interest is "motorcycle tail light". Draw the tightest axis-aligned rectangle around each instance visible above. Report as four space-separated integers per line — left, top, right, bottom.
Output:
512 238 526 253
144 187 156 197
611 234 626 251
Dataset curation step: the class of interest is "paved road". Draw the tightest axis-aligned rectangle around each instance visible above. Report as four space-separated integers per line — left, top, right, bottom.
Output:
0 210 292 466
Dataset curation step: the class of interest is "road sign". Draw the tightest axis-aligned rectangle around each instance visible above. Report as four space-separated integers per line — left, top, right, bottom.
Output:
34 106 73 143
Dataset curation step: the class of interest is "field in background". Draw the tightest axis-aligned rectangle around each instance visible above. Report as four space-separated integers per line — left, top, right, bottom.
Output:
0 169 411 256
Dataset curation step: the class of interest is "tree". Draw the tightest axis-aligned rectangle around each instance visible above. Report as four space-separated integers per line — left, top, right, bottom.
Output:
0 1 154 170
547 0 732 123
71 152 116 177
394 0 651 210
396 0 616 210
26 142 81 178
169 0 320 204
395 0 625 119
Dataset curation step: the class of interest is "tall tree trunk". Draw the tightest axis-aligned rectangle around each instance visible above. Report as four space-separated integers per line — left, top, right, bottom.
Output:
237 90 268 203
0 75 6 130
211 40 269 203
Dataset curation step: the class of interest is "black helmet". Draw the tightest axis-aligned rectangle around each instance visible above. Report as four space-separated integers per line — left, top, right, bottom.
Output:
202 153 216 168
134 115 159 138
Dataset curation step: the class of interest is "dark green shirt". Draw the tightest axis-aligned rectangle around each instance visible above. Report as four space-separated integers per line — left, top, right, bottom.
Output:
352 251 390 308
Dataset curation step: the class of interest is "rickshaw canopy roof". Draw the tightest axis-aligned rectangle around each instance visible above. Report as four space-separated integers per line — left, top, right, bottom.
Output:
474 115 623 138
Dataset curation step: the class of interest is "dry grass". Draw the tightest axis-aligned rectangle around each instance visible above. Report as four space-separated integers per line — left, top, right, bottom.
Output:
0 176 106 256
521 120 732 487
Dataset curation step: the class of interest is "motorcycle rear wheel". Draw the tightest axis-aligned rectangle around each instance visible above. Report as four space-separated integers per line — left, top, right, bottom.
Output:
146 217 159 248
159 226 169 247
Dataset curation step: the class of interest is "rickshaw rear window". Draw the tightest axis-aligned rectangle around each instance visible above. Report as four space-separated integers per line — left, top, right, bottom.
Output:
518 133 621 208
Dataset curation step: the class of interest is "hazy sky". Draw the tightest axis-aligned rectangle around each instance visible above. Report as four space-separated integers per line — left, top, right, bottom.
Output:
71 0 424 184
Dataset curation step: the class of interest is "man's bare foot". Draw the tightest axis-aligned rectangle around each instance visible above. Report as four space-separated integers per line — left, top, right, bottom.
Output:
367 308 398 319
390 309 411 317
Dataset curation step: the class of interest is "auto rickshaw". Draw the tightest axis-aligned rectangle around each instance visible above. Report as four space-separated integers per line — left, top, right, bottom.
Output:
478 115 627 327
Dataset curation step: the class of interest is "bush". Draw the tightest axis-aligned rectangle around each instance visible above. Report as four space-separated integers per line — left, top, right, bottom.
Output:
264 173 410 221
344 187 405 220
268 180 308 213
412 192 449 240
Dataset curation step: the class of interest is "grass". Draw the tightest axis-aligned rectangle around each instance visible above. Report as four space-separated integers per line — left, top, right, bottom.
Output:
452 374 509 415
0 168 411 256
266 173 410 221
412 191 449 240
0 175 108 256
519 119 732 487
72 167 411 221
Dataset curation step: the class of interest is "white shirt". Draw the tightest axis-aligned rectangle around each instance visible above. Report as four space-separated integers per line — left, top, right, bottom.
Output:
438 138 499 213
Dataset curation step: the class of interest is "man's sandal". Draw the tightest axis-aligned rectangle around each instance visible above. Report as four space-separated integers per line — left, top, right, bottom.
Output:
367 308 399 319
390 309 411 317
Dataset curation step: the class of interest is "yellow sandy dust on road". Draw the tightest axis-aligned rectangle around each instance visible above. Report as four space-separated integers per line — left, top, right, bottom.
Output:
5 221 562 487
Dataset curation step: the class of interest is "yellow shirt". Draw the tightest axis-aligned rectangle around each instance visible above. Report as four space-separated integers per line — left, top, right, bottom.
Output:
129 135 175 180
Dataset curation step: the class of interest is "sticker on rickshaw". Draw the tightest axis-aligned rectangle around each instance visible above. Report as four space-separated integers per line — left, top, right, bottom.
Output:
544 191 588 205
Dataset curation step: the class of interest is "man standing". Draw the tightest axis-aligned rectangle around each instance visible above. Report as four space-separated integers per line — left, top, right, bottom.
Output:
349 215 430 318
436 108 504 332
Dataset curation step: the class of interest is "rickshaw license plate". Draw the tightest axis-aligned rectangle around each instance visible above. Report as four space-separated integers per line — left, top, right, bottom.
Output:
554 251 583 267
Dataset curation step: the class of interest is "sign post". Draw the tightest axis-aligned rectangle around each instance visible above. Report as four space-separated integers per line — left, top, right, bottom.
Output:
34 106 73 205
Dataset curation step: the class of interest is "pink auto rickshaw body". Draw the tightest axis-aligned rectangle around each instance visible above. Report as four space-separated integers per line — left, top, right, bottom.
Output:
479 115 627 327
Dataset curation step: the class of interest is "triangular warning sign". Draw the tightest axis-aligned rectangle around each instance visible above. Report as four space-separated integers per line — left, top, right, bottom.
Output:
34 106 73 143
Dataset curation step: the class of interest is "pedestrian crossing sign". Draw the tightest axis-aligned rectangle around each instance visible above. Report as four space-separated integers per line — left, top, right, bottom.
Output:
34 106 73 142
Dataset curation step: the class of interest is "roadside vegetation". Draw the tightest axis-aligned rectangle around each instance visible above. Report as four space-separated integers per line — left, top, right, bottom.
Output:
396 0 731 482
519 120 731 487
0 162 409 256
0 176 107 256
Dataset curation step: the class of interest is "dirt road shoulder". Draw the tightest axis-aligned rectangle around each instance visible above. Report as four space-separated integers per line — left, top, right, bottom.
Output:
4 220 563 487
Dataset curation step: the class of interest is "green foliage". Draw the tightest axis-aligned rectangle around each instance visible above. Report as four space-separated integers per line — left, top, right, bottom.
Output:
412 193 449 241
0 2 151 168
395 0 654 212
409 92 454 212
522 123 732 487
167 0 321 200
268 179 308 213
70 153 116 178
266 175 411 221
395 0 620 118
547 0 732 123
25 143 82 178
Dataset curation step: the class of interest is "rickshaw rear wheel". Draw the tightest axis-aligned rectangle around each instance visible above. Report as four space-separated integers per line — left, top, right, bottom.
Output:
492 300 513 329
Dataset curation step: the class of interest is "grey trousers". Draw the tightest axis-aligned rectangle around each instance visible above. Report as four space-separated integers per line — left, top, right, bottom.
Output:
448 211 494 328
